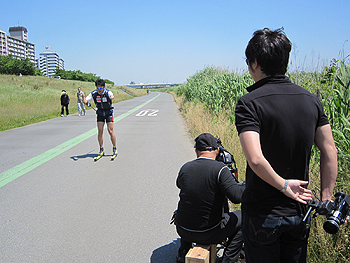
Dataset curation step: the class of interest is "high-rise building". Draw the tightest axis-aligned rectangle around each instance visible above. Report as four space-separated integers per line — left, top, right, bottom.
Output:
38 46 64 77
7 26 35 63
0 29 7 56
9 26 28 41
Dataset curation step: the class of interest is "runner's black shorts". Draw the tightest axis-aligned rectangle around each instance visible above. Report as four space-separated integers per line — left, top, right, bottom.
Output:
96 109 114 123
97 114 114 123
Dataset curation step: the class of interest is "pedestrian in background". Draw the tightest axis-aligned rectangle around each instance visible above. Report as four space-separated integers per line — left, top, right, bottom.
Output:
77 87 86 116
60 90 70 117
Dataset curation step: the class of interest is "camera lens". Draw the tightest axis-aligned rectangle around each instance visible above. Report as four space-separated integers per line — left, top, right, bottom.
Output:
323 217 340 234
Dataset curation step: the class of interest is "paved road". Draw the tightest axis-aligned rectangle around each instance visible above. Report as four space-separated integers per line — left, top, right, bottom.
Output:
0 92 196 262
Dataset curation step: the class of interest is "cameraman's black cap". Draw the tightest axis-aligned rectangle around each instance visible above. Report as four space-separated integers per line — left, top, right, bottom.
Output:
195 133 218 151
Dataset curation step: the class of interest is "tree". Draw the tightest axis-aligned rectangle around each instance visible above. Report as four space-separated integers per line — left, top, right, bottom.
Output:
53 68 114 84
0 55 36 75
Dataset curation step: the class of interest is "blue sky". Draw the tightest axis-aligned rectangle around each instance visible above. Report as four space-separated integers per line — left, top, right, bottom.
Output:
1 0 349 85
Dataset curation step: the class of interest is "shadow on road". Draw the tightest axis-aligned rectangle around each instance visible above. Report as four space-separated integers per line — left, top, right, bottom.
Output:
70 153 97 161
150 238 180 263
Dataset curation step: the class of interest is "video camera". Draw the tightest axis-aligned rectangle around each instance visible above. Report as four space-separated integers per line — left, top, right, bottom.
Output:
303 190 350 234
215 138 239 183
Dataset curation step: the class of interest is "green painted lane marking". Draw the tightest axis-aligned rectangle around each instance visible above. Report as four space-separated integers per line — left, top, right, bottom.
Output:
0 129 97 187
0 93 160 188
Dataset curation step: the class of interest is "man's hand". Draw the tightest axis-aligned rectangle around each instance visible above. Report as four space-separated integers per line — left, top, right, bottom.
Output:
283 180 313 204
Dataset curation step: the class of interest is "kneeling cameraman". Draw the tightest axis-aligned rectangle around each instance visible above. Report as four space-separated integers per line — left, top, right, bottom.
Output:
175 133 245 263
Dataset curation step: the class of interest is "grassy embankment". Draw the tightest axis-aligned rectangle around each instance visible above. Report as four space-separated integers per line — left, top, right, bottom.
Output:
0 75 147 131
167 63 350 263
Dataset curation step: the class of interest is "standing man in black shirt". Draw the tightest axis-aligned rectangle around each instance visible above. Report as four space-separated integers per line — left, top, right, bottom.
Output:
175 133 245 263
235 28 338 263
60 90 70 117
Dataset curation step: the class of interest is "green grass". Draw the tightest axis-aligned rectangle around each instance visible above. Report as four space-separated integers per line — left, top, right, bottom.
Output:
0 74 147 131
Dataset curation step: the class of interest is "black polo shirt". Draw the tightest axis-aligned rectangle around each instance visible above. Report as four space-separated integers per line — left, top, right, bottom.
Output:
235 75 329 216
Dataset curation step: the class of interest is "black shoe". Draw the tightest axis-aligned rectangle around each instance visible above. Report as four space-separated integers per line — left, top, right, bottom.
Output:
176 249 187 263
176 255 185 263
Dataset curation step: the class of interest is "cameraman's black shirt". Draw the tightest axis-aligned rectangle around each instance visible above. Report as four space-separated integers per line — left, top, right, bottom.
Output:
176 157 244 231
235 75 329 216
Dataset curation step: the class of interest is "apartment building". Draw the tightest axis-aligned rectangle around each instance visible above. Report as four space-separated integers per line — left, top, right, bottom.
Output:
7 26 36 63
0 29 7 56
1 26 65 77
38 46 64 77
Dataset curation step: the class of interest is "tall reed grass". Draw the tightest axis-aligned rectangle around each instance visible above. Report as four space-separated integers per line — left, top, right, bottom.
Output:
173 61 350 262
177 67 253 123
0 75 146 131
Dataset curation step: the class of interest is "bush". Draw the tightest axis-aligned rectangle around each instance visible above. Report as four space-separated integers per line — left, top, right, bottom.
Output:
54 68 114 84
0 55 36 75
177 67 253 121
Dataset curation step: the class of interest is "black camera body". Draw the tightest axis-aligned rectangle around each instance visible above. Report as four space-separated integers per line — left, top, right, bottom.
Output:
304 192 350 234
215 138 239 182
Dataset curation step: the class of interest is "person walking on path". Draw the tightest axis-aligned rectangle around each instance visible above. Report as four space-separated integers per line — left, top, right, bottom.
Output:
60 90 70 117
84 79 117 160
77 87 86 116
234 28 338 263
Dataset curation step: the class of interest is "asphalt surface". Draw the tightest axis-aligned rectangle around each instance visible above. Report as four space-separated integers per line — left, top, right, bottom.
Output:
0 92 196 262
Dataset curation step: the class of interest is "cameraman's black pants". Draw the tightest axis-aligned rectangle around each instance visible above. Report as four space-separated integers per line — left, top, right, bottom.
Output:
176 211 243 262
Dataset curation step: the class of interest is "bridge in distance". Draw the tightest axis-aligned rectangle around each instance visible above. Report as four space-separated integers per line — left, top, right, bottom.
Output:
123 82 183 88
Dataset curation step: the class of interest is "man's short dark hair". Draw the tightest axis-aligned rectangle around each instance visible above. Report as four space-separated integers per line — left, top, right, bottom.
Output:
245 28 292 76
95 78 106 87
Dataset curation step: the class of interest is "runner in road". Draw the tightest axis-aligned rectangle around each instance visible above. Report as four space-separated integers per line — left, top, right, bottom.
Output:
84 78 117 161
